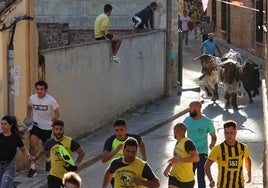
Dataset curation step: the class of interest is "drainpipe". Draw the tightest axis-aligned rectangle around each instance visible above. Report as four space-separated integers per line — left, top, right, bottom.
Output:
227 0 231 43
177 29 183 87
8 42 14 115
165 0 172 96
263 1 268 186
0 15 34 115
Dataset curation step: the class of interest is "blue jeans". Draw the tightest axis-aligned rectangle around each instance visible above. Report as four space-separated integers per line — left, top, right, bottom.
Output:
0 160 16 188
193 154 207 188
182 30 189 45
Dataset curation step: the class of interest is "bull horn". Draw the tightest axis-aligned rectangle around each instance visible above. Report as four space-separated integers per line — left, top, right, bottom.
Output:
236 62 245 68
220 58 238 66
221 57 229 62
235 60 247 68
244 58 262 69
198 73 206 80
192 54 212 62
192 57 200 61
253 64 262 70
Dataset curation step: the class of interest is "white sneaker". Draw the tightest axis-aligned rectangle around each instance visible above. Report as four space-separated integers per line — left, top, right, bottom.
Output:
111 56 121 63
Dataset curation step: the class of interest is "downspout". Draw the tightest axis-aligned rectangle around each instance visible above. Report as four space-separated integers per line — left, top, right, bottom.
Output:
8 31 15 115
0 15 34 115
263 0 268 186
227 0 231 43
165 0 172 96
178 29 183 89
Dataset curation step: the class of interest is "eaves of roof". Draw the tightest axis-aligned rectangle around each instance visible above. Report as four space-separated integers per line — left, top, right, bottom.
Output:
0 0 21 22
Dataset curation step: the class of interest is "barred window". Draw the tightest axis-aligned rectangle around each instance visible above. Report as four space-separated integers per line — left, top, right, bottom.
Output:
256 0 264 42
221 1 227 31
212 0 217 27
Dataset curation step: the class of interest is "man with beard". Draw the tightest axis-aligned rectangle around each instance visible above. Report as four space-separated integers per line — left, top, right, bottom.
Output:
183 101 217 188
101 119 147 165
200 33 222 56
34 120 85 188
102 137 160 188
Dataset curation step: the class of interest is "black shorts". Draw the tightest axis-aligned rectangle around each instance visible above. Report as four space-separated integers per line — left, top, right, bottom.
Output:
95 33 113 40
30 125 52 143
169 176 194 188
47 175 62 188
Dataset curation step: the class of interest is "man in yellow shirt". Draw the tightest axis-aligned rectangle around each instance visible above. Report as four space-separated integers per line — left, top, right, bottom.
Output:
190 8 199 38
94 4 122 63
163 123 199 188
34 120 85 188
102 137 160 188
204 120 251 188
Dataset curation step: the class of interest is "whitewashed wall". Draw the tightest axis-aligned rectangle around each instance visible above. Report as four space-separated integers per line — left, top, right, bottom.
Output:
40 30 165 137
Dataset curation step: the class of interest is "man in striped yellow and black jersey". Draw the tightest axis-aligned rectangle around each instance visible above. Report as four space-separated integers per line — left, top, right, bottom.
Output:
204 120 251 188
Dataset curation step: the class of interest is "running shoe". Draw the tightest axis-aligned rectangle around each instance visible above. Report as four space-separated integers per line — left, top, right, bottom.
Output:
111 56 121 63
28 168 37 178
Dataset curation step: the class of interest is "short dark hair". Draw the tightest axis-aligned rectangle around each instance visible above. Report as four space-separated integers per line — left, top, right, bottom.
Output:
114 119 126 127
151 2 157 7
223 120 237 129
35 80 48 89
104 4 112 13
124 137 138 149
62 172 82 187
53 120 64 127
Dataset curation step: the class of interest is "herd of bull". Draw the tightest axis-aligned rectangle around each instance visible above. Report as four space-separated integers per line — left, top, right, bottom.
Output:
192 49 262 110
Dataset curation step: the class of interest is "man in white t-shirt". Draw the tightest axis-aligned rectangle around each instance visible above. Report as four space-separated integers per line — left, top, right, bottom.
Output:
26 80 60 177
179 10 192 46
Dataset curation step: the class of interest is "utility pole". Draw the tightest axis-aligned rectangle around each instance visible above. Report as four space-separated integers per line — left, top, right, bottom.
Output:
263 33 267 186
165 0 172 96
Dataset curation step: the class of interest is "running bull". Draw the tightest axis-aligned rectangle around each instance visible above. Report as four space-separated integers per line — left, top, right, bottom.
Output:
221 49 261 109
192 54 221 101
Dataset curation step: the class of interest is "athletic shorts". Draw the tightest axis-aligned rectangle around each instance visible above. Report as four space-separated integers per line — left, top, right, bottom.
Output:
30 125 52 143
168 176 195 188
47 175 62 188
95 33 113 40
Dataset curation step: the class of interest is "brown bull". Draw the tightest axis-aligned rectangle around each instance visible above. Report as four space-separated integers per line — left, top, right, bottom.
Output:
192 54 220 101
220 59 244 110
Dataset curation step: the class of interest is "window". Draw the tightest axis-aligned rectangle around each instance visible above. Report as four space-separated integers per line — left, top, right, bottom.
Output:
256 0 264 42
212 0 217 26
221 1 227 31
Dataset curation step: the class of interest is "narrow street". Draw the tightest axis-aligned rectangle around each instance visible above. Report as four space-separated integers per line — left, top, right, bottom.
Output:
77 97 264 187
76 33 264 187
14 29 265 188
